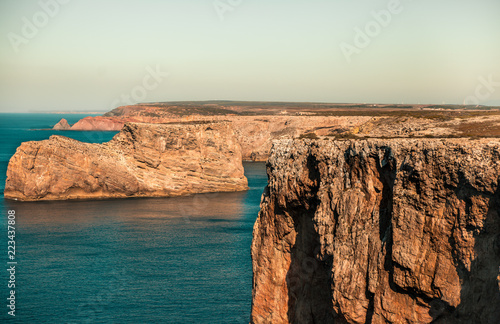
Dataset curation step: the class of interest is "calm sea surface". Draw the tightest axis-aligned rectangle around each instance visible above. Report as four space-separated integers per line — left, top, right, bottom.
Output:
0 114 267 323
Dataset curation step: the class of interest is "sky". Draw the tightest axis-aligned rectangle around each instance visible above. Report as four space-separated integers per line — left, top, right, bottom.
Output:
0 0 499 112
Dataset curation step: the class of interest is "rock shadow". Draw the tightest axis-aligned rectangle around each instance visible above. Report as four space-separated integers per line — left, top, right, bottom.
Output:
285 154 339 324
447 178 500 323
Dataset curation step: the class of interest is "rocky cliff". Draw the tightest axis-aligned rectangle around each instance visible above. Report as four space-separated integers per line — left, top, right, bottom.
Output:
251 139 500 324
5 122 248 201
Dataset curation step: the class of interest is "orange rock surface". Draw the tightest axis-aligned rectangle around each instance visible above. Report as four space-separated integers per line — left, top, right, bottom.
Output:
251 138 500 324
53 118 71 130
5 122 248 201
69 116 128 131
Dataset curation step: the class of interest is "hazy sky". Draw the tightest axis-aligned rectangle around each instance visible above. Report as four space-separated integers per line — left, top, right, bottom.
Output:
0 0 499 112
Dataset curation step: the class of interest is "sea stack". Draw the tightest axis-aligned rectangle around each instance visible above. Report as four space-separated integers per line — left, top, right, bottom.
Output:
5 121 248 201
53 118 71 130
251 138 500 324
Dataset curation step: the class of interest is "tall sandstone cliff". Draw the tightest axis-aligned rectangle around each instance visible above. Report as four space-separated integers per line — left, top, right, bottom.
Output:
5 122 248 201
251 139 500 324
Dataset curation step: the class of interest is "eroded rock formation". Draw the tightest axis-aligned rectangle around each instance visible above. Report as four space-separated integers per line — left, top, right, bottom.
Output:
53 118 71 130
5 122 248 201
251 139 500 324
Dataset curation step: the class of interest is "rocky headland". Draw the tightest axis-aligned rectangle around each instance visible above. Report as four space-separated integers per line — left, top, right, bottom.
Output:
5 121 248 201
53 118 71 130
69 116 132 131
59 102 500 161
251 138 500 323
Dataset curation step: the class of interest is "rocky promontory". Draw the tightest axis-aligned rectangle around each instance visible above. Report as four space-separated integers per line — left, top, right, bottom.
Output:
251 138 500 323
53 118 71 130
5 122 248 201
69 116 131 131
62 101 500 161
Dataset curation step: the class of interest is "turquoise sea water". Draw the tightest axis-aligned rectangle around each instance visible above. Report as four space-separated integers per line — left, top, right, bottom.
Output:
0 114 267 323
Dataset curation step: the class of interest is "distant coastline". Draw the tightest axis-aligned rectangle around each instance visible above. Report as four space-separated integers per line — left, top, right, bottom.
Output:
39 111 107 114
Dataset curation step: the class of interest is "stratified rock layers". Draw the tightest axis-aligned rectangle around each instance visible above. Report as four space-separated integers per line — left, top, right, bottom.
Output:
5 122 248 201
251 139 500 324
53 118 71 130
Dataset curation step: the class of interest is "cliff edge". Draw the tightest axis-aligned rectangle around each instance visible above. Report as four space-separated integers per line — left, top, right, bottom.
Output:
5 122 248 201
251 139 500 323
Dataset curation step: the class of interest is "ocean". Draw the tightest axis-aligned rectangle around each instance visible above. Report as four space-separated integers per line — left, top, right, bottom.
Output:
0 114 267 323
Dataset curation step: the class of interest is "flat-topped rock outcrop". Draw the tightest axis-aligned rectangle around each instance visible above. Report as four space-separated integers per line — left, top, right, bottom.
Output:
5 122 248 201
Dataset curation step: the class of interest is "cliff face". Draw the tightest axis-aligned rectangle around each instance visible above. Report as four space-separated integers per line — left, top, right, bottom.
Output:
251 139 500 324
5 122 248 201
227 116 369 162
